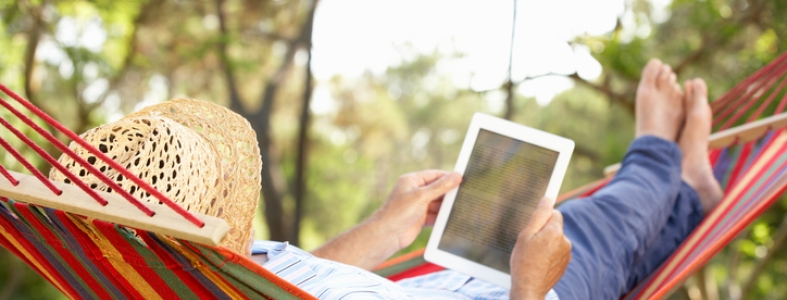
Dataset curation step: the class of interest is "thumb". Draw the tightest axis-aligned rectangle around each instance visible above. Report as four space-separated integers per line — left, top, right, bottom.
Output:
417 172 461 202
520 197 555 238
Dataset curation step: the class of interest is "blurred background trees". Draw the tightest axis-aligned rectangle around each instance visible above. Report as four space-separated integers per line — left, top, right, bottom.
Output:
0 0 785 299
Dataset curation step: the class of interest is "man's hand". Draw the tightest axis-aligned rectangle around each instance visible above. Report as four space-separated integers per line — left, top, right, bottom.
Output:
373 170 462 250
510 197 572 300
312 170 460 270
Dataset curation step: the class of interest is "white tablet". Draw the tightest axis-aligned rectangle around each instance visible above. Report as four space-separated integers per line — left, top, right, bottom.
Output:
424 112 574 289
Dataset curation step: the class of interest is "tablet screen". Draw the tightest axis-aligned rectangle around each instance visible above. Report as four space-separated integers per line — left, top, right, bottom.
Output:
437 129 559 274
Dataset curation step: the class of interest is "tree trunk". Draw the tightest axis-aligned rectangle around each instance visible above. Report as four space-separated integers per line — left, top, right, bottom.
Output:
214 0 318 242
292 1 317 246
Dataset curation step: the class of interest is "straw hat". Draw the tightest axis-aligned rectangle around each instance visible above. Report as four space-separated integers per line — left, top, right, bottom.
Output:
49 98 262 255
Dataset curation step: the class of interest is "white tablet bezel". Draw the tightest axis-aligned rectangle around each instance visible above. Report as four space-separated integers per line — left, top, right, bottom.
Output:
424 112 574 289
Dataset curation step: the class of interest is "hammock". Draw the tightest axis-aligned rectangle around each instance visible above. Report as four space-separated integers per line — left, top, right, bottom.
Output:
1 52 786 299
0 85 315 299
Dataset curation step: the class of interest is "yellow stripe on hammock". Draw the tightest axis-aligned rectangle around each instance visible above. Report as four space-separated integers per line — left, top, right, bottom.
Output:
0 224 71 296
160 236 247 299
68 214 164 300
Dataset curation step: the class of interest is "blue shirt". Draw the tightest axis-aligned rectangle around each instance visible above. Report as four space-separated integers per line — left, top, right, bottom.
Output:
252 240 559 299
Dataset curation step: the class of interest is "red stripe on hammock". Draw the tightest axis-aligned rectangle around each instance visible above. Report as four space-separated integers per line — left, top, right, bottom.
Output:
578 177 613 198
0 203 80 298
387 262 445 282
0 201 62 291
213 243 320 300
709 148 722 165
651 165 787 299
53 212 147 299
13 205 114 299
179 241 251 298
639 132 787 298
724 141 753 194
136 233 216 297
0 224 69 297
91 219 179 299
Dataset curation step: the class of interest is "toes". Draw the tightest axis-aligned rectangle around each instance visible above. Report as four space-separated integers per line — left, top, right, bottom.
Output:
686 79 709 110
683 79 712 133
657 65 673 89
684 80 693 97
641 59 663 87
684 80 695 109
668 73 682 96
692 78 708 101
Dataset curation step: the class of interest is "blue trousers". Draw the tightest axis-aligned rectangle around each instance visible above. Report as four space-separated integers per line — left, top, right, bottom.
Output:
553 136 705 299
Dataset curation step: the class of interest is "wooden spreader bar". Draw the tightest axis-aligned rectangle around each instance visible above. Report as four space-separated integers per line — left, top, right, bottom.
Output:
0 170 229 246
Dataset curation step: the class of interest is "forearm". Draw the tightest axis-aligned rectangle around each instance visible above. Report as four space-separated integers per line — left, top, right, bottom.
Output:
312 170 460 270
311 213 401 270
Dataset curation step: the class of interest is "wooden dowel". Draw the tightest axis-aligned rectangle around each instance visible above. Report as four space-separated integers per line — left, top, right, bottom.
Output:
603 112 787 177
0 170 229 246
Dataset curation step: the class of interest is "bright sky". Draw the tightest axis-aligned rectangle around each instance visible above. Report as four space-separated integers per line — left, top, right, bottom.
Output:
311 0 670 109
35 0 672 117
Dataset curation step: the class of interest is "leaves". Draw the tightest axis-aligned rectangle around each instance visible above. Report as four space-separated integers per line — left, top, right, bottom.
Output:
1 0 787 298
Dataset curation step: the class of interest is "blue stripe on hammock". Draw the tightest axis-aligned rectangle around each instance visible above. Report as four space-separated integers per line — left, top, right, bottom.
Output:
45 208 124 298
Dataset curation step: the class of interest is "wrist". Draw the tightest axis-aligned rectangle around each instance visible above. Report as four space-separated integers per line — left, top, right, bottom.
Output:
510 286 545 300
365 211 404 253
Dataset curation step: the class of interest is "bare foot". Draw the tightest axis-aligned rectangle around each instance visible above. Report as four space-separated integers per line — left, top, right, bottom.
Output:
678 78 723 214
635 59 685 141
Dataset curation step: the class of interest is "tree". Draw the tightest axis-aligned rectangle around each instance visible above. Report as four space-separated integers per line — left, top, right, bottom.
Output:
1 0 787 298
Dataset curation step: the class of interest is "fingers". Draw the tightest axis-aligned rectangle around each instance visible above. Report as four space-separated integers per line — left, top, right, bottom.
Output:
424 199 443 225
402 169 448 186
532 210 571 259
416 172 461 202
536 210 564 239
520 197 555 238
427 199 442 213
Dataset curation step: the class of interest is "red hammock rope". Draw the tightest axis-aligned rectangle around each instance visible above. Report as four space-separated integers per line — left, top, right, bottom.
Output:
711 53 787 112
712 55 787 130
0 164 18 186
0 84 204 227
0 135 59 194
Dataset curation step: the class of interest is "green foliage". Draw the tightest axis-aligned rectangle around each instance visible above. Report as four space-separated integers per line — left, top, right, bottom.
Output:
0 252 64 300
1 0 787 298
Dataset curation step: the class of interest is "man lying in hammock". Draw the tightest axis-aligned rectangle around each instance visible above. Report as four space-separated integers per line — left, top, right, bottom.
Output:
253 59 724 300
52 59 722 299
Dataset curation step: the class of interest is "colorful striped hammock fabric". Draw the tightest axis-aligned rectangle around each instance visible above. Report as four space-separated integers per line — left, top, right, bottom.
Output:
0 196 314 299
